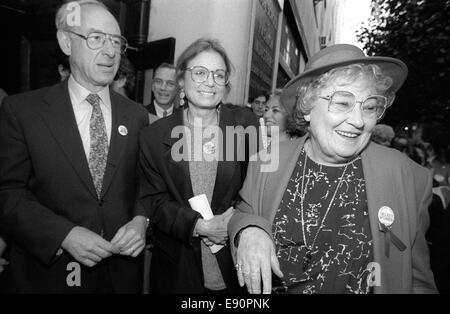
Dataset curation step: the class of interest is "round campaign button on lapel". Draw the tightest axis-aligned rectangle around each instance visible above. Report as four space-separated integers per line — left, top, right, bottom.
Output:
378 206 395 227
118 125 128 136
203 141 215 155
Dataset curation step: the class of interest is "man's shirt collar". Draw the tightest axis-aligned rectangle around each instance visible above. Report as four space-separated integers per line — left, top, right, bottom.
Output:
68 75 111 109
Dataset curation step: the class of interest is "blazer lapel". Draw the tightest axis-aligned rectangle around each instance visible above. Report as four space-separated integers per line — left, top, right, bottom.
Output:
162 109 194 202
362 143 404 293
263 137 306 223
40 82 97 199
100 92 130 198
210 107 236 214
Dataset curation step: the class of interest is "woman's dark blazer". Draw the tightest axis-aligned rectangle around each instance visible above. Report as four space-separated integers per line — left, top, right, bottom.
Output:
137 104 258 293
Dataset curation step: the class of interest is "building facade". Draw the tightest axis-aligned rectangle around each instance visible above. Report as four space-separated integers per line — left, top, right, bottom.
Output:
144 0 341 106
0 0 341 105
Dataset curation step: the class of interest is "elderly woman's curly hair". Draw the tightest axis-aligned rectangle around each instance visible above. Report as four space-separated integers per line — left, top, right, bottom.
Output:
285 110 306 138
292 63 396 131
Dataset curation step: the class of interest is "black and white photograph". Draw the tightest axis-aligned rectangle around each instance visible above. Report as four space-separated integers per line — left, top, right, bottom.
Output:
0 0 448 304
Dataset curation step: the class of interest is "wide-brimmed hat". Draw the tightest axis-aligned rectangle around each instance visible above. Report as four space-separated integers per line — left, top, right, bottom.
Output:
280 44 408 113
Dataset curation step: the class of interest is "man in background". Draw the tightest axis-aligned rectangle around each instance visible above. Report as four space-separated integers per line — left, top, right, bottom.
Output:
144 63 178 123
248 90 269 118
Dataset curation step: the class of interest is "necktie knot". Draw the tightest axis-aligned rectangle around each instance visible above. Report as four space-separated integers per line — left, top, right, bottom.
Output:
163 110 168 117
86 93 101 108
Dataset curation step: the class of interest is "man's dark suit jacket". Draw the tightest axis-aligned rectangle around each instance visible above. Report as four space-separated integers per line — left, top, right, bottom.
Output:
0 81 149 293
144 101 178 117
137 105 258 293
144 101 157 115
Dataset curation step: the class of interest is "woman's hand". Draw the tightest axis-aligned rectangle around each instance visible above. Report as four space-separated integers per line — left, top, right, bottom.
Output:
0 258 8 274
195 207 234 244
235 227 283 294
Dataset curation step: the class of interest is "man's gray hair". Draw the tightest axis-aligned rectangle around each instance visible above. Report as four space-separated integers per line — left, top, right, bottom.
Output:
55 0 108 30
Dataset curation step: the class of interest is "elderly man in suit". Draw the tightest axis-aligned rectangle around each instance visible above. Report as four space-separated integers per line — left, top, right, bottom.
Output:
0 0 149 293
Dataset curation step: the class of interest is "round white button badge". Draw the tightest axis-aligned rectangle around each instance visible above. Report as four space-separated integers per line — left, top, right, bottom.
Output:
378 206 395 227
118 125 128 136
203 141 215 155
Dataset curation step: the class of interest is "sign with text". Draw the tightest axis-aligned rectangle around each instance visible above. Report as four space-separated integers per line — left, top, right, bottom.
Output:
249 0 280 97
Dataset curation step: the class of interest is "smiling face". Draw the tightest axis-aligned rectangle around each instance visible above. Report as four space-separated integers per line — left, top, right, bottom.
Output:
251 96 267 117
180 50 227 110
263 95 287 136
64 5 121 92
305 79 379 164
152 67 177 107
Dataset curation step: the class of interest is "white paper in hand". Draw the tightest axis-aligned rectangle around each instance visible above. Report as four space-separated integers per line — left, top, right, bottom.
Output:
188 194 224 254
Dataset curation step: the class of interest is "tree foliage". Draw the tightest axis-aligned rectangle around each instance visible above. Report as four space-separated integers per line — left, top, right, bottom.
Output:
358 0 450 131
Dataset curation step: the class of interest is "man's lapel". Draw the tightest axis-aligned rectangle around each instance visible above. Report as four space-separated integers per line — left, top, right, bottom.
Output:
146 101 157 115
40 81 97 199
100 91 130 198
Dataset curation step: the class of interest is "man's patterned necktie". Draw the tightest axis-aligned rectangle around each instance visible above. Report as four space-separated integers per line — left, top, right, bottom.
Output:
86 93 108 198
163 109 168 117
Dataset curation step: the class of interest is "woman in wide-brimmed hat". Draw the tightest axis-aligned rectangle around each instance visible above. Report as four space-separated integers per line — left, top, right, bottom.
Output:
228 44 437 294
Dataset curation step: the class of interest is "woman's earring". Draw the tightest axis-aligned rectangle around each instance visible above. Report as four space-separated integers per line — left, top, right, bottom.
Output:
179 90 185 107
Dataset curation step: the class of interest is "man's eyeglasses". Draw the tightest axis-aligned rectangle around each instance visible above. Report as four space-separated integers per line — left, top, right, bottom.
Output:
153 78 177 89
319 91 387 120
186 66 229 86
66 30 128 54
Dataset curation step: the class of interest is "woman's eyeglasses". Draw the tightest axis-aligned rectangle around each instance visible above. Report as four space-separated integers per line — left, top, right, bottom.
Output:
319 91 387 120
185 66 229 86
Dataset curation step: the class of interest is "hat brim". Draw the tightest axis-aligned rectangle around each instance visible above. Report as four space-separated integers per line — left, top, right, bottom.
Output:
281 56 408 113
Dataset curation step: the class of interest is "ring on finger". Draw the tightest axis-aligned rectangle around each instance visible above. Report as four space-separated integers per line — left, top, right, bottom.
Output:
234 263 242 272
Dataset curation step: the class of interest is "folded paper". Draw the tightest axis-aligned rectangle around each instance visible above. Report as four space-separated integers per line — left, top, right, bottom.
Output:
188 194 224 254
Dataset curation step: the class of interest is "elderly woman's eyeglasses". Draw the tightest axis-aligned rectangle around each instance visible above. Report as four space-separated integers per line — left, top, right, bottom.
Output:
186 66 229 86
319 91 387 120
66 30 128 54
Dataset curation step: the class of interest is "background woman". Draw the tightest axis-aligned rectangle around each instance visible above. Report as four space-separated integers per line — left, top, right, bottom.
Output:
228 44 437 294
138 38 257 293
263 89 304 145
